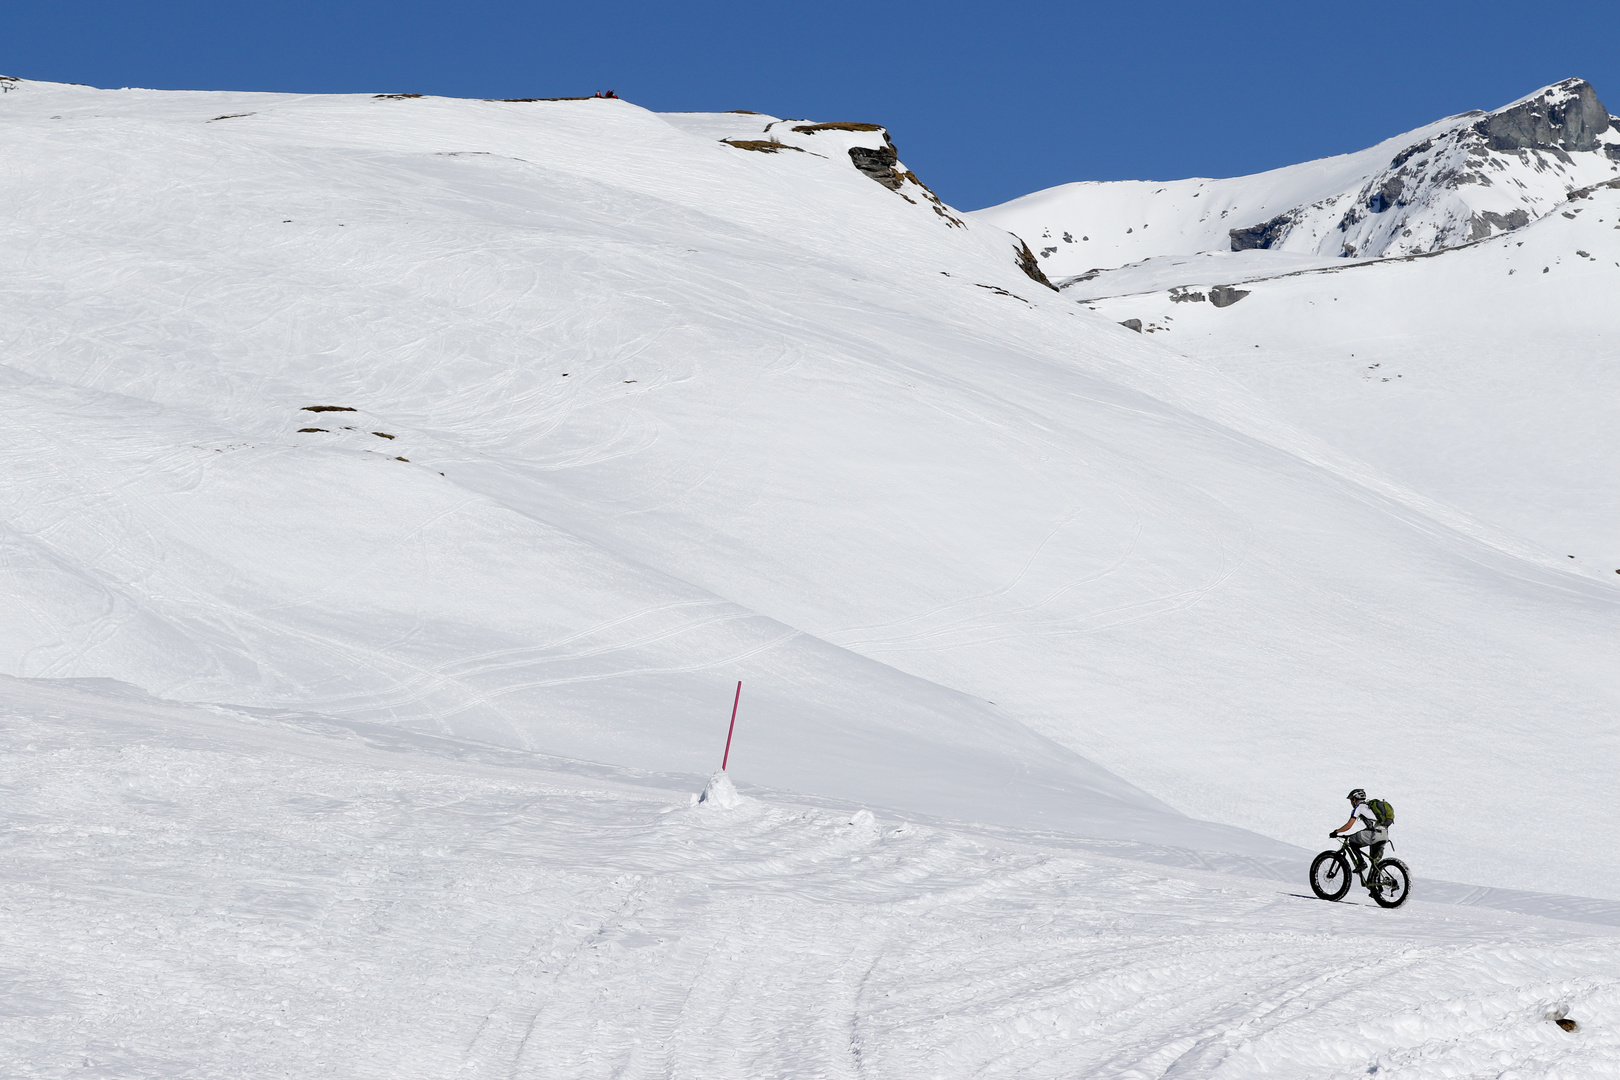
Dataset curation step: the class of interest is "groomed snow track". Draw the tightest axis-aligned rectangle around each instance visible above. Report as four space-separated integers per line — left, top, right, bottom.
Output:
5 680 1616 1079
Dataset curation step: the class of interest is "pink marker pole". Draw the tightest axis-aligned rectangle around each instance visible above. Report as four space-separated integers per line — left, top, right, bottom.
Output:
721 681 742 771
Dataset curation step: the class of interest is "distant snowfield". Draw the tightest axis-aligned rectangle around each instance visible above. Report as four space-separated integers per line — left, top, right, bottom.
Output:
1081 187 1620 566
2 78 1620 1074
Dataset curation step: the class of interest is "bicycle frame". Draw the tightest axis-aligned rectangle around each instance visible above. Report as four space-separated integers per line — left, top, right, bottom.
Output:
1312 832 1410 908
1334 834 1394 887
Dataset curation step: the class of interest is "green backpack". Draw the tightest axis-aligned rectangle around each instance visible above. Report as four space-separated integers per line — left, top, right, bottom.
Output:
1366 798 1395 827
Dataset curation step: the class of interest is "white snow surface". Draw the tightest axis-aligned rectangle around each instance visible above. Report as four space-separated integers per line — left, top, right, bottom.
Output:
1059 250 1354 302
1083 182 1620 571
977 78 1620 277
5 676 1619 1078
3 77 1620 1073
3 77 1619 886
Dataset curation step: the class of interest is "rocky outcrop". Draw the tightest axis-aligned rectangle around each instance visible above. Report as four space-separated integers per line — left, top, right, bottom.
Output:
1466 208 1529 239
1368 175 1405 214
753 118 966 228
1567 176 1620 201
1476 79 1611 153
1230 212 1297 251
1160 285 1249 307
782 121 911 191
1015 240 1059 291
848 145 906 190
1389 139 1433 169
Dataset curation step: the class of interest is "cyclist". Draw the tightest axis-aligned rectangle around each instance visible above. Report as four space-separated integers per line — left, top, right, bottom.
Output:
1330 788 1388 873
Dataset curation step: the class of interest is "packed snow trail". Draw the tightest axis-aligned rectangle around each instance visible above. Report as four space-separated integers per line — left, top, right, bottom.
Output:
4 680 1615 1079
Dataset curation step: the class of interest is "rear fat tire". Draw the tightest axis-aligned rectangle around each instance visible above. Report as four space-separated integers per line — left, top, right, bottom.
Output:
1370 858 1412 908
1310 850 1352 901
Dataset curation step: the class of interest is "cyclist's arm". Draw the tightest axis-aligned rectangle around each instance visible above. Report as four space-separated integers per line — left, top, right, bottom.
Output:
1331 816 1357 835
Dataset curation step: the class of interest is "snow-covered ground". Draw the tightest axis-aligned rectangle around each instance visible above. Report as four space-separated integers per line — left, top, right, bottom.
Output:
1083 182 1620 572
1056 250 1353 302
3 76 1620 1073
6 676 1618 1079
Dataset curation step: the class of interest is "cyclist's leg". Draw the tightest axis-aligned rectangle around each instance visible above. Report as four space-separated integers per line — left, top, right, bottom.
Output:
1369 827 1388 872
1346 829 1372 872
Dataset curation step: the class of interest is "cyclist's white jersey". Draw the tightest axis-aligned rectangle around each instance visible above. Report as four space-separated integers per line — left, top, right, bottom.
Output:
1352 802 1380 832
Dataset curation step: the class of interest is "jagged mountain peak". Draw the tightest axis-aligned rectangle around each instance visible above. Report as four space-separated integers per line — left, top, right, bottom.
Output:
1479 77 1612 153
1293 78 1620 258
975 78 1620 273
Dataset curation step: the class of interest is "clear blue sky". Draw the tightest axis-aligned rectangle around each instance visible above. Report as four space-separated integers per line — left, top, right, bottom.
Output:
5 1 1617 210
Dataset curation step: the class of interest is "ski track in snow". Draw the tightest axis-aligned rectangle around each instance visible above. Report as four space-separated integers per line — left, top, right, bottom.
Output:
3 684 1617 1080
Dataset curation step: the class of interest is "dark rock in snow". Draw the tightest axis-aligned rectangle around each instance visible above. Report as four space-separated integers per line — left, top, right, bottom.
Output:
1389 139 1434 169
848 145 905 190
1014 239 1059 291
1209 285 1251 308
1230 212 1296 251
1119 318 1143 332
1467 208 1530 239
1369 175 1405 213
1568 177 1620 200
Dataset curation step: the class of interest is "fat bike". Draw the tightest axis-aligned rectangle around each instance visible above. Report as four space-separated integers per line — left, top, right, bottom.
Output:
1310 836 1411 908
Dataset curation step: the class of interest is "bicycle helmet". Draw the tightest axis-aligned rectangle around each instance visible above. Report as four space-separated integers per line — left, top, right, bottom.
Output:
1347 788 1366 802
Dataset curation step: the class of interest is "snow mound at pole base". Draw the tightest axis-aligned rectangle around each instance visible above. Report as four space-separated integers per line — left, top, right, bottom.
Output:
698 771 745 808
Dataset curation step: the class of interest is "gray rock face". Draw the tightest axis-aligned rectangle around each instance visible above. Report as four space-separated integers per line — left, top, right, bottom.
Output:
1368 175 1405 213
1467 208 1530 239
1208 285 1251 308
1389 139 1433 169
1567 176 1620 201
848 145 906 191
1230 212 1296 251
1119 318 1143 333
1476 79 1612 152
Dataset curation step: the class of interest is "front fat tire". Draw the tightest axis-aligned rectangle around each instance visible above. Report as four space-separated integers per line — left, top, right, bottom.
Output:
1370 858 1412 908
1310 850 1352 901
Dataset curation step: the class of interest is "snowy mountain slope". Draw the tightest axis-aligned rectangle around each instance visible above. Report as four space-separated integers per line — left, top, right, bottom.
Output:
2 78 1619 906
1083 180 1620 572
1058 249 1353 303
0 79 1233 853
5 676 1619 1079
975 79 1620 278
